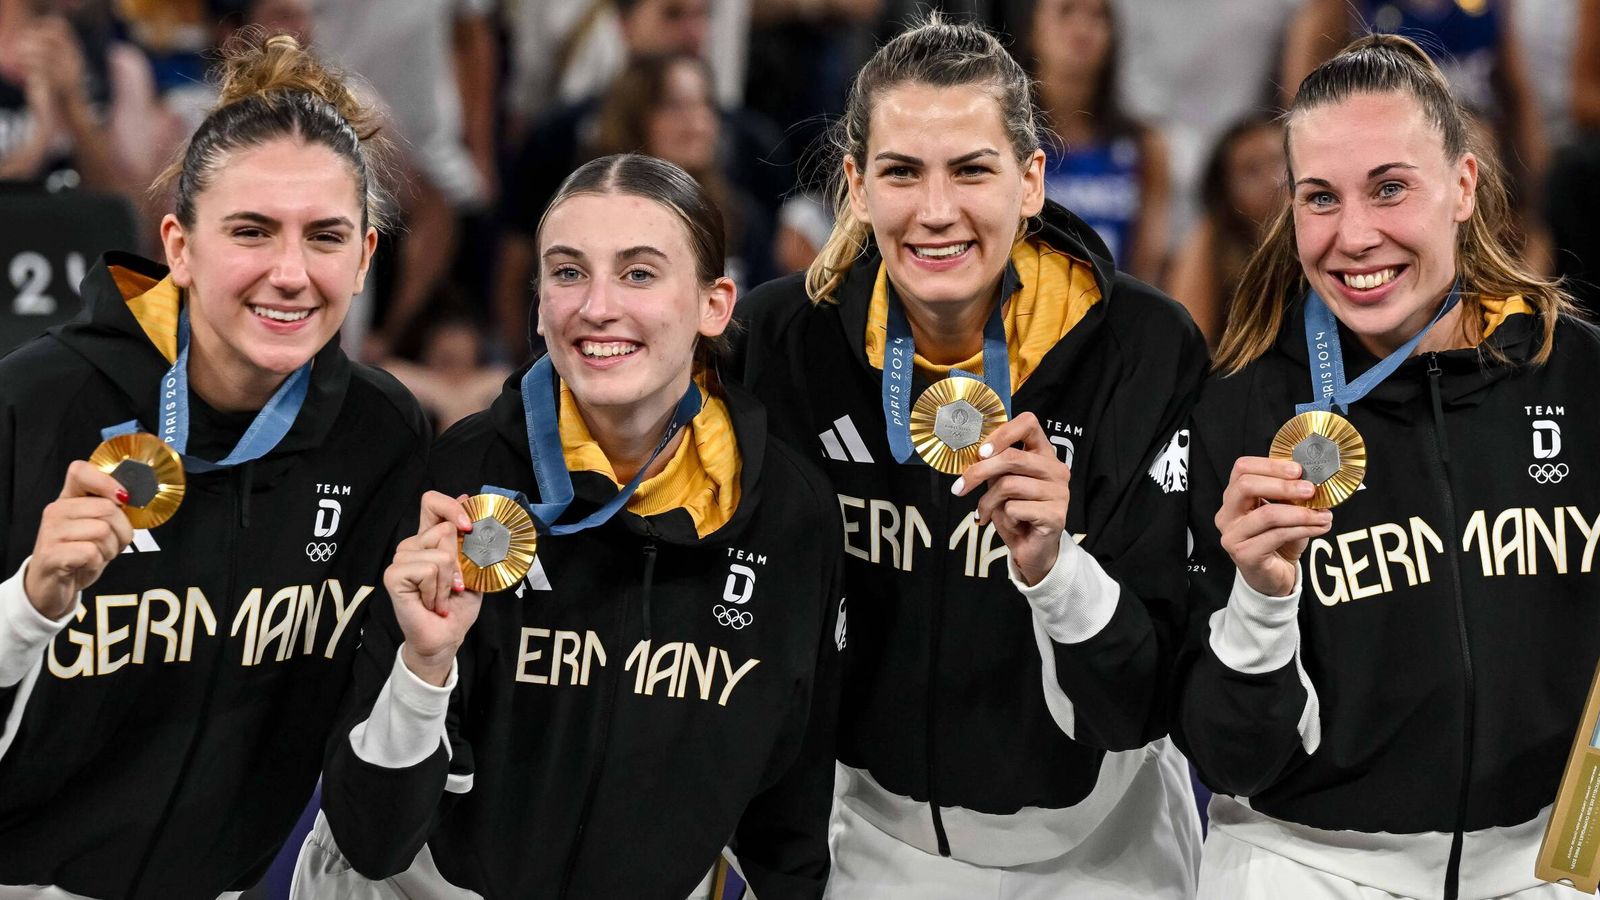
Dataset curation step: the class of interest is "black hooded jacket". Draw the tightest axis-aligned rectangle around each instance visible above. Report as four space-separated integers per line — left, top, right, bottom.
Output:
319 370 846 899
0 252 428 899
1177 298 1600 882
737 200 1207 855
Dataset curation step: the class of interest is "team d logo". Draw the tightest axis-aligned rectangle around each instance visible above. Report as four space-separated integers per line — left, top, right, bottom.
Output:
715 563 756 630
1529 419 1568 484
308 498 342 562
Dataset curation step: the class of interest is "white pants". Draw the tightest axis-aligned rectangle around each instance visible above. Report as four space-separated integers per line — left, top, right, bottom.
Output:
1198 828 1586 900
824 744 1200 900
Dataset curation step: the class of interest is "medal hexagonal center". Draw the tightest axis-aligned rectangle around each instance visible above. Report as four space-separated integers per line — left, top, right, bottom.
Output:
933 398 984 450
462 517 512 568
1292 433 1342 485
111 459 160 507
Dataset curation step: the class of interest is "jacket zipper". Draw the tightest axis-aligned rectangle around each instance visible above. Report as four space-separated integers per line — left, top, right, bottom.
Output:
126 472 242 897
556 533 658 897
925 468 951 856
1428 352 1473 900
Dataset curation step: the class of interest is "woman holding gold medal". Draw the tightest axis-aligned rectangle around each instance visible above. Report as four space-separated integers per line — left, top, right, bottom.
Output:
297 154 845 899
739 16 1207 899
1177 34 1595 900
0 34 429 900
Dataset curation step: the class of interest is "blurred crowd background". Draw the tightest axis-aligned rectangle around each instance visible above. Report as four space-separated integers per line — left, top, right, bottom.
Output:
0 0 1597 436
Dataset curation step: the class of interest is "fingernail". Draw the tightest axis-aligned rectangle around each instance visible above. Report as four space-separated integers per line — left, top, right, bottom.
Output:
460 516 473 531
453 575 465 592
1299 482 1315 495
972 511 980 522
115 488 129 505
979 443 994 459
1319 510 1334 521
950 477 965 496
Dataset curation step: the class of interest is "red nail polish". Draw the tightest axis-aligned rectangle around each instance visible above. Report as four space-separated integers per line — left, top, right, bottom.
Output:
115 488 129 505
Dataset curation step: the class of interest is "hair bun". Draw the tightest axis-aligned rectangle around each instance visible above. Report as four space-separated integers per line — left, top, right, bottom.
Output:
213 29 381 142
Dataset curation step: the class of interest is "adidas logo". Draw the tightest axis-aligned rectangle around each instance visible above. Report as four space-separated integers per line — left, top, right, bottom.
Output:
819 415 875 463
513 557 552 597
120 530 160 554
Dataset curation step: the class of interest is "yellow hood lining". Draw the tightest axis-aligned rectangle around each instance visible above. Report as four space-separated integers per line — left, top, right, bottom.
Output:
864 239 1102 390
557 379 741 538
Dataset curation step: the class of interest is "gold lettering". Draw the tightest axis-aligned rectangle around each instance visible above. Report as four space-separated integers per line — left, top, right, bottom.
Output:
643 642 683 696
133 588 180 664
716 649 760 707
181 587 215 662
551 630 582 686
323 581 372 658
256 586 299 664
515 627 550 684
1491 507 1525 576
47 605 92 679
1309 538 1345 606
1336 531 1380 600
231 588 262 666
1526 507 1568 575
580 630 606 686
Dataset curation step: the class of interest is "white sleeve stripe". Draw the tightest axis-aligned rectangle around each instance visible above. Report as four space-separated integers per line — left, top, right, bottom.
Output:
0 556 78 689
1208 567 1321 755
1030 613 1077 739
1013 532 1120 646
1294 640 1322 755
1208 569 1301 674
348 650 458 769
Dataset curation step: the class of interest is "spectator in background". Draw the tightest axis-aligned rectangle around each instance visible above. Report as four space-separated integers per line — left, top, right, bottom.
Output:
743 0 883 179
0 0 158 197
313 0 498 361
1284 0 1550 269
496 0 787 364
590 54 774 291
1107 0 1298 255
501 0 753 140
1030 0 1168 283
1547 0 1599 313
379 306 510 433
773 191 834 274
1167 115 1285 347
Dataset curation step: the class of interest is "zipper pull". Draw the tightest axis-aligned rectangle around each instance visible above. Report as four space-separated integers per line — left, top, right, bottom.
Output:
1425 352 1451 465
640 539 659 641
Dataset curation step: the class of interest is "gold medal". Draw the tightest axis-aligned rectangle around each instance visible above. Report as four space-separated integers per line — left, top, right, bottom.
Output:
909 377 1009 476
89 432 185 529
457 493 538 593
1269 410 1367 508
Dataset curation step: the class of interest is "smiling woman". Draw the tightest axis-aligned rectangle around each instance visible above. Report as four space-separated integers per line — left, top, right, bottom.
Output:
1178 33 1595 900
739 14 1208 900
299 154 848 900
0 32 431 900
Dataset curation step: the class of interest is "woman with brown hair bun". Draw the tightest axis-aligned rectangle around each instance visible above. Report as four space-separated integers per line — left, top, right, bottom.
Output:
1178 32 1592 900
0 33 428 899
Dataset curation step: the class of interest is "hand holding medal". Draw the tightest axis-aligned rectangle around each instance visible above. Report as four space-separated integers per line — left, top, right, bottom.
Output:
387 491 489 687
950 412 1072 587
23 460 138 620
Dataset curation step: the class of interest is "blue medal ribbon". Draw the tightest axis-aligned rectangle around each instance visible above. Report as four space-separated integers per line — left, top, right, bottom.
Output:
103 307 311 472
1297 281 1462 415
487 354 701 535
881 281 1013 465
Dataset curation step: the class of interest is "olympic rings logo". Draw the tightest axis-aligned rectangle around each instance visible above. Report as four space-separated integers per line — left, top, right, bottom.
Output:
1529 463 1569 484
306 542 339 562
713 604 753 630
